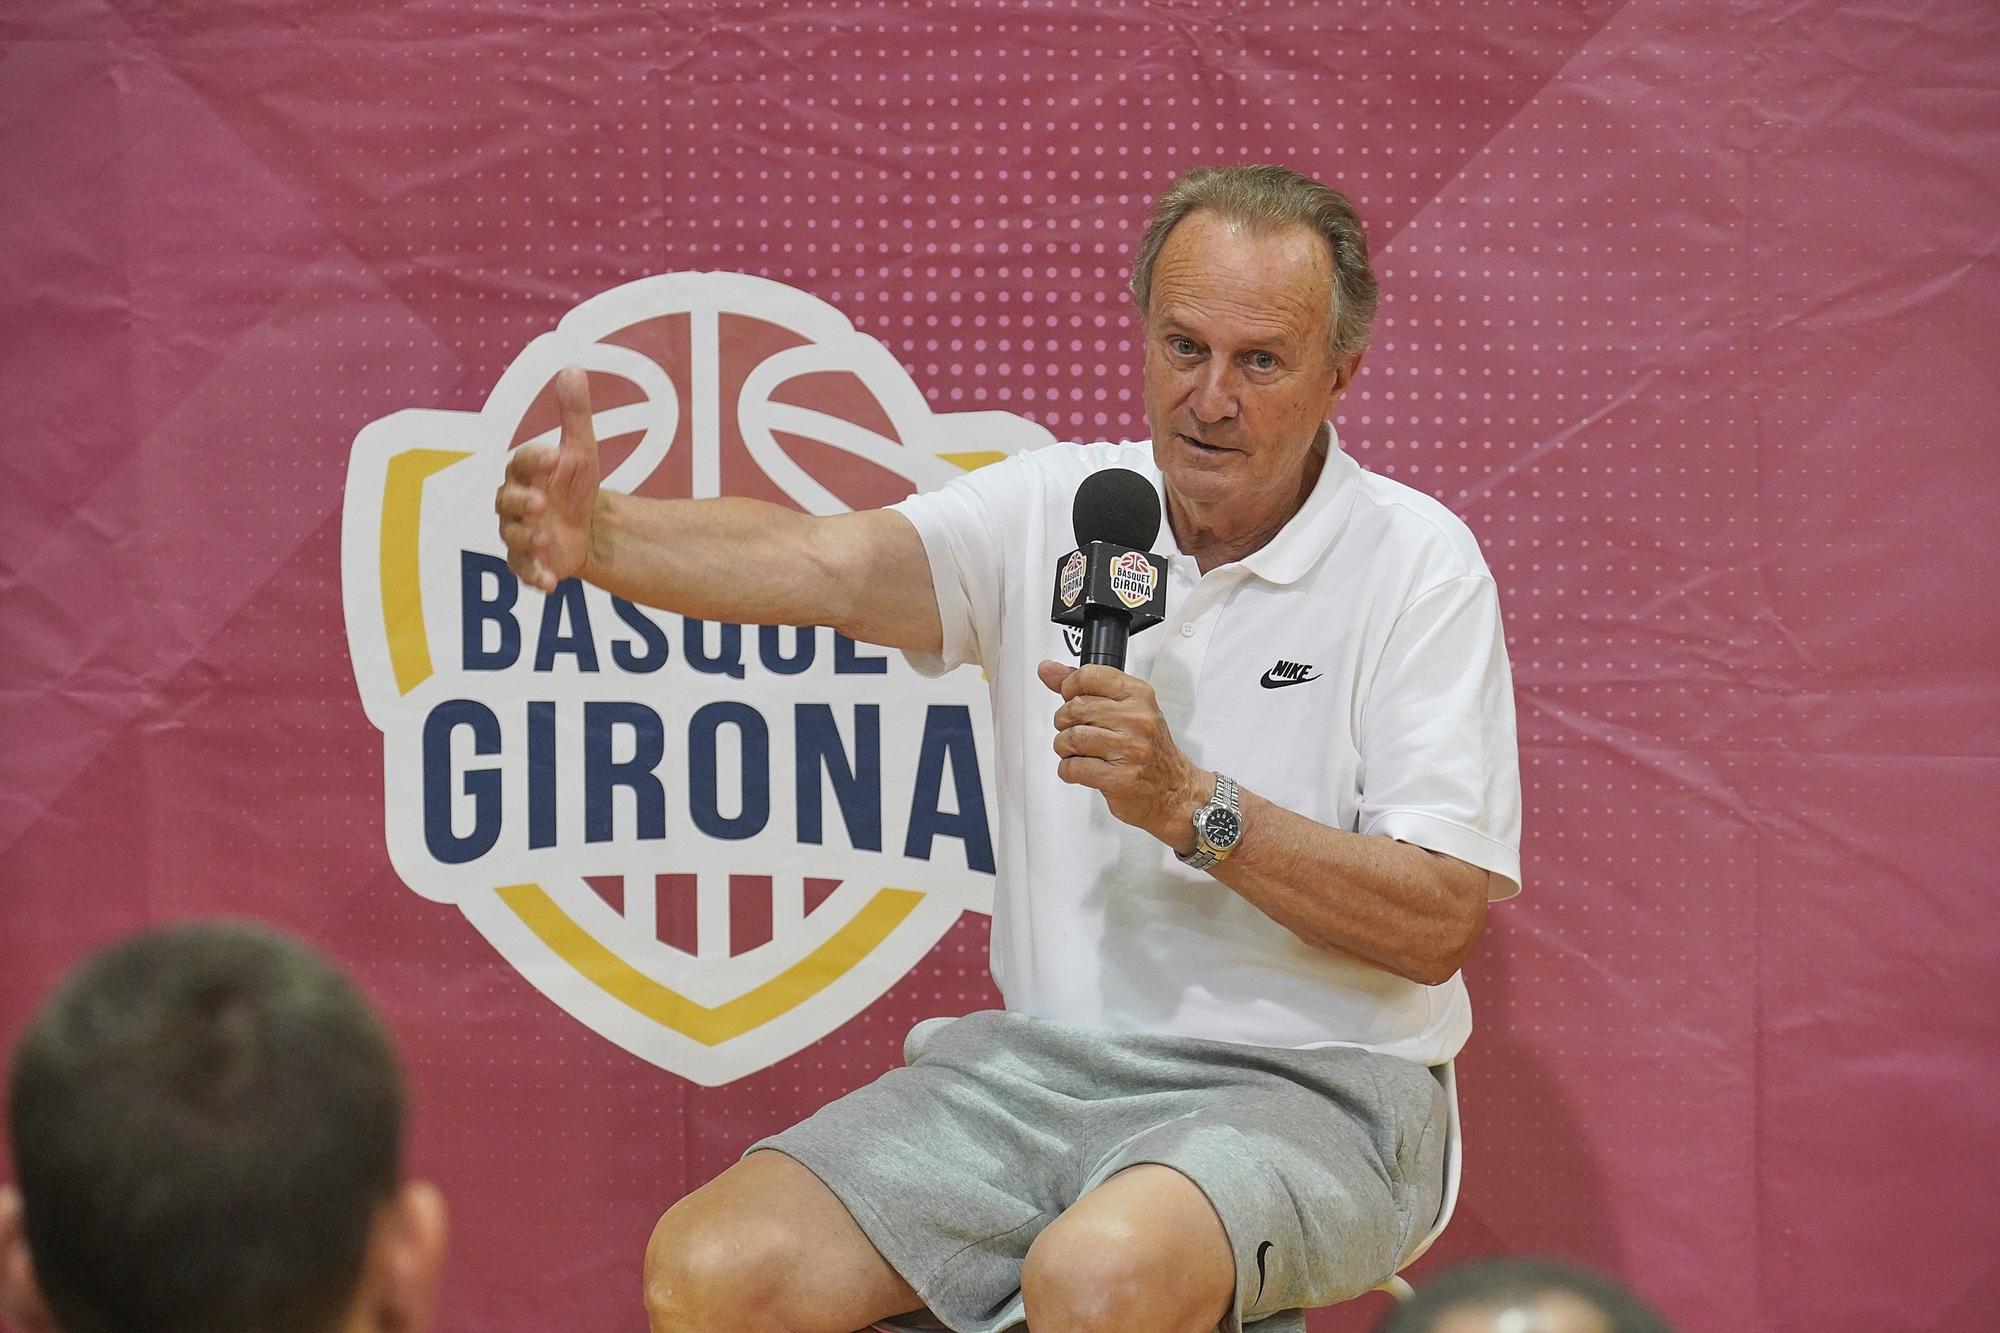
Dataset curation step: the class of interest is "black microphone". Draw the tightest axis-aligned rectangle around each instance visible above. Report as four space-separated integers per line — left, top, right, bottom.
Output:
1050 468 1170 669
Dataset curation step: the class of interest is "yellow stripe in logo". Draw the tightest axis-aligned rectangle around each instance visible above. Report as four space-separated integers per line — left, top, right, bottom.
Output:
937 449 1006 471
380 448 472 695
496 883 925 1046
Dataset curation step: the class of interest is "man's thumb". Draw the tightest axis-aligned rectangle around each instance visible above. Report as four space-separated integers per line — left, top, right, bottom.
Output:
554 364 599 457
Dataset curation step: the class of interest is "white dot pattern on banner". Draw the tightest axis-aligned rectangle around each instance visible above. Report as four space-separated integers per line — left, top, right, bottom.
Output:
22 3 1996 1331
26 0 1638 1279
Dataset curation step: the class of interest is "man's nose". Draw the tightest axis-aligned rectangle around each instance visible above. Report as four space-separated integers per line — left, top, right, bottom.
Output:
1189 361 1239 425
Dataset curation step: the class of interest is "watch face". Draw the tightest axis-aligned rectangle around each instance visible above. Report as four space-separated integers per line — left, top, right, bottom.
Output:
1202 808 1242 848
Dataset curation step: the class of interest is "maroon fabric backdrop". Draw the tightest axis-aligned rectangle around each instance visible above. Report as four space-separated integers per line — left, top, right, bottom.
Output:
5 2 1998 1329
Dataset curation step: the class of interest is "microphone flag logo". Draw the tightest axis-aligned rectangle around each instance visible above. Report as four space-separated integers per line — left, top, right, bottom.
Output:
1110 549 1159 609
1059 551 1088 609
340 272 1052 1084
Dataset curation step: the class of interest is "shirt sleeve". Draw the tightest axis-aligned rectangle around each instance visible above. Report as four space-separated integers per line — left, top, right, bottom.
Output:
1356 573 1524 900
887 451 1037 677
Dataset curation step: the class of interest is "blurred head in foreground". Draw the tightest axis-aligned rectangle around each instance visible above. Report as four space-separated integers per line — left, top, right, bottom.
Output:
1376 1257 1673 1333
1 921 445 1333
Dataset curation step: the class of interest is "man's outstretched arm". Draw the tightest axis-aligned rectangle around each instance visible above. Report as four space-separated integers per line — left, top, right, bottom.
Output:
494 364 942 653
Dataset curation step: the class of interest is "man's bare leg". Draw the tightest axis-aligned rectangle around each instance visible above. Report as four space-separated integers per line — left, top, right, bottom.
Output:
644 1149 931 1333
1020 1163 1236 1333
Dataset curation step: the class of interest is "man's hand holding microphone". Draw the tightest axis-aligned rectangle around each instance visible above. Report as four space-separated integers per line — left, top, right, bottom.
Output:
1042 469 1214 859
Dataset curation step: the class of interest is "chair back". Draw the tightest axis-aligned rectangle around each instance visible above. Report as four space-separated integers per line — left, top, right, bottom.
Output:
1375 1058 1462 1300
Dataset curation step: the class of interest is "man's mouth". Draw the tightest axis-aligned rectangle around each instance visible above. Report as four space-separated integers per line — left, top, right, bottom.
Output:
1180 432 1230 454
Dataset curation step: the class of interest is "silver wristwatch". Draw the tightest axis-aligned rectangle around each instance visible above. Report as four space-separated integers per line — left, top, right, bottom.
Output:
1178 773 1243 871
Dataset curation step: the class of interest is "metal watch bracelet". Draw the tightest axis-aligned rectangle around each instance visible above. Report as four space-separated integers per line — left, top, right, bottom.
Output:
1178 772 1241 871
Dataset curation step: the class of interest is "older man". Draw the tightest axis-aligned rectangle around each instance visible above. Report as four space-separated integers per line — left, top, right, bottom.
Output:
497 164 1520 1333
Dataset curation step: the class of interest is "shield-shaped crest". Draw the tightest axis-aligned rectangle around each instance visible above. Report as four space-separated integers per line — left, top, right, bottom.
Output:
341 274 1052 1084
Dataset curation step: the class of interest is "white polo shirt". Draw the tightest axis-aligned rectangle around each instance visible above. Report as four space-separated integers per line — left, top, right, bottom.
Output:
891 432 1521 1064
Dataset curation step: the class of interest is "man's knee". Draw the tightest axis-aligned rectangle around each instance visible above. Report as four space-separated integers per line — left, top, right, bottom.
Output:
643 1191 791 1332
1021 1210 1170 1332
1022 1167 1237 1333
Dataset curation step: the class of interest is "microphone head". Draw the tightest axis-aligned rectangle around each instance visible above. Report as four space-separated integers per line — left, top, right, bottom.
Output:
1073 467 1162 551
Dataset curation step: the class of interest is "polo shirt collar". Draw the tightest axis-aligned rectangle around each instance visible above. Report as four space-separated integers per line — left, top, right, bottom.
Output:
1230 423 1360 585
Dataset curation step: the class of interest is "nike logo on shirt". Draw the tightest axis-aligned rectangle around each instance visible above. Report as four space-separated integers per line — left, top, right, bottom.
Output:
1259 660 1320 688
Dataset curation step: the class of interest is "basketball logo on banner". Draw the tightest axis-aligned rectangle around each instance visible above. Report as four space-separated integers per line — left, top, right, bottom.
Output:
341 273 1051 1084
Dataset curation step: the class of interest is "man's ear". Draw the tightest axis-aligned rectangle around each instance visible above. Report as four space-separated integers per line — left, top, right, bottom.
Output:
0 1185 59 1331
1327 350 1364 408
351 1181 447 1333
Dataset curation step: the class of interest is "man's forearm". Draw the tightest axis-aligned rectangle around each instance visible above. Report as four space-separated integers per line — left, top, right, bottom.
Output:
1199 783 1489 986
580 493 943 652
1041 663 1491 984
582 493 830 625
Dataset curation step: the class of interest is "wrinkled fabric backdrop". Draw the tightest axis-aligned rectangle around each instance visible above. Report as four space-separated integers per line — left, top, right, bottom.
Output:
3 2 1997 1330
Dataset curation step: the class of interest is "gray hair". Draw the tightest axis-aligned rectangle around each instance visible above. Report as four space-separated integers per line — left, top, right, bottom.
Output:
1128 164 1379 362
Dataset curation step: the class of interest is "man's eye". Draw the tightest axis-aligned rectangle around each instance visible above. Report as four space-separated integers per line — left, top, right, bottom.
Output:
1168 337 1198 356
1247 352 1278 371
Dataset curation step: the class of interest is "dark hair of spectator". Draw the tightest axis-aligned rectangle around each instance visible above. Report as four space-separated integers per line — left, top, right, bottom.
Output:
1376 1257 1674 1333
6 921 404 1333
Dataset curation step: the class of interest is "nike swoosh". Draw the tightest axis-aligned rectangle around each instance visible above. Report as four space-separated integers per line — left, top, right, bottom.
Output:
1258 671 1321 688
1255 1241 1274 1301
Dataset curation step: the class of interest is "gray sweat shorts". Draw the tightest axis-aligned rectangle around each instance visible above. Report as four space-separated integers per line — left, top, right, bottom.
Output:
745 1009 1447 1333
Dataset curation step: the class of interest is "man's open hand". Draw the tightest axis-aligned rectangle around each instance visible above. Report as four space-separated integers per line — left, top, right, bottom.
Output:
1037 659 1208 851
494 363 601 592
